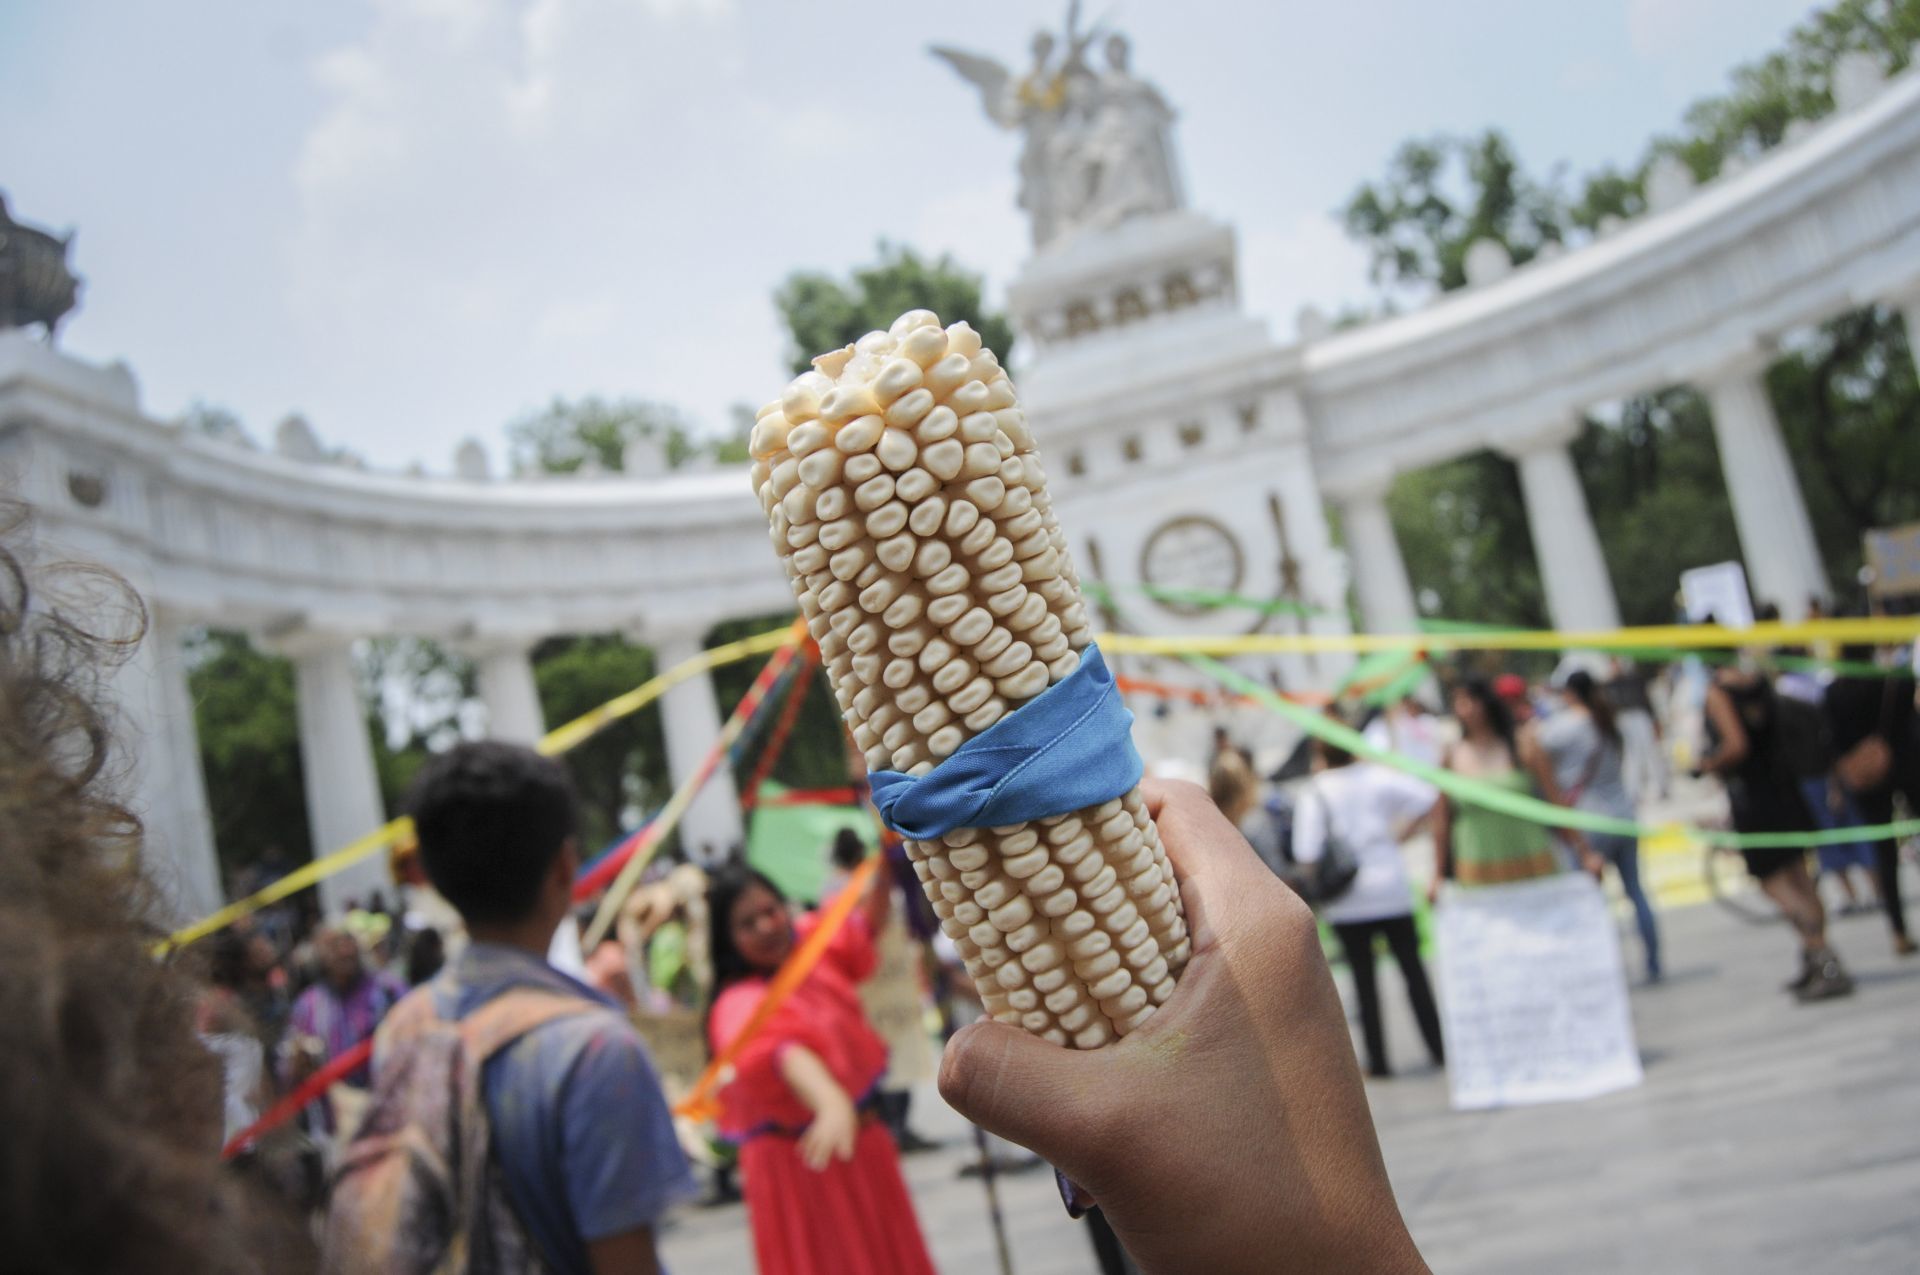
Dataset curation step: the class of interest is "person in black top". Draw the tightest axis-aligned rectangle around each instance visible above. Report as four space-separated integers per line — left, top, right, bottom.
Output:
1824 646 1918 957
1700 667 1854 1000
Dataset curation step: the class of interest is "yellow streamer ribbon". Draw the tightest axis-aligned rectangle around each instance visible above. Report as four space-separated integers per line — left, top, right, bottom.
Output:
1099 616 1920 657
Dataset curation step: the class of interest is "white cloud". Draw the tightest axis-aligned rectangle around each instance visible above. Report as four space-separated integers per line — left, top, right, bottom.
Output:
279 0 854 460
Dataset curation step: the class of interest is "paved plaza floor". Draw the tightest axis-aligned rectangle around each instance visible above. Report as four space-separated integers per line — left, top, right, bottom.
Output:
660 864 1920 1274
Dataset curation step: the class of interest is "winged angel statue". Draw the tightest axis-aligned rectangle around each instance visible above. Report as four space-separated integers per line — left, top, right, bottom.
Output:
933 4 1183 250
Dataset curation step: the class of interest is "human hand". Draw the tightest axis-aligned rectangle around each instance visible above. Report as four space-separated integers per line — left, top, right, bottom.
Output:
1579 850 1605 881
938 779 1428 1275
798 1095 858 1172
1426 875 1442 908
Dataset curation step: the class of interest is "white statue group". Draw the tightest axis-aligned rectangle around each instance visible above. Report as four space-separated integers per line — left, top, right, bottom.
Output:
935 3 1184 250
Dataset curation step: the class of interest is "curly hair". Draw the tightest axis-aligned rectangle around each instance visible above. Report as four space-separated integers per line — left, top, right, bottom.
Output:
0 506 309 1272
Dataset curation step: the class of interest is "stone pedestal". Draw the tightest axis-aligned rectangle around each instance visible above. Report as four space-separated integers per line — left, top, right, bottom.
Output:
653 630 744 864
1701 355 1830 618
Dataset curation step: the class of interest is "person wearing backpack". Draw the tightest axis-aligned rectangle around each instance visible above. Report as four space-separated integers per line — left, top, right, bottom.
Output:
322 741 696 1273
1291 730 1444 1079
1700 667 1854 1002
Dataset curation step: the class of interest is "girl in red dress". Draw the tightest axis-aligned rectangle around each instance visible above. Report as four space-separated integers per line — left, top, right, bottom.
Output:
704 864 937 1275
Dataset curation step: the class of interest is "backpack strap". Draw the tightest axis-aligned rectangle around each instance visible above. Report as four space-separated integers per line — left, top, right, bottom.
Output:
448 988 603 1275
458 987 599 1066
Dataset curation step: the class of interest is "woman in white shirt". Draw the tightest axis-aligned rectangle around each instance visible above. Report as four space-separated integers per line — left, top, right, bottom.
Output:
1293 734 1445 1079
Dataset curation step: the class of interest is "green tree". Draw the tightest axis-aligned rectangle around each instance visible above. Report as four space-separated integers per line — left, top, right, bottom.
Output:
1571 391 1745 624
1386 453 1547 629
177 400 255 448
774 243 1015 374
186 630 309 876
1657 0 1916 181
357 636 476 812
705 614 848 801
1767 306 1920 592
1346 0 1920 623
508 396 749 476
533 635 669 853
1343 131 1566 294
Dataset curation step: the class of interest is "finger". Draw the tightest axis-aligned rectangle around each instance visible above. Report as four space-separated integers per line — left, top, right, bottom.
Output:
939 1018 1109 1171
1139 778 1268 889
1140 777 1296 949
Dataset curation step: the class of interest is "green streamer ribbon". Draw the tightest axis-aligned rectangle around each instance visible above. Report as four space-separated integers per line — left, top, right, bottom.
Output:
1186 653 1920 851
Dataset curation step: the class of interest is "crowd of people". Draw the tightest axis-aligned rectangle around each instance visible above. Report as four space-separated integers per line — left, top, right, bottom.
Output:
1205 641 1919 1076
4 494 1917 1273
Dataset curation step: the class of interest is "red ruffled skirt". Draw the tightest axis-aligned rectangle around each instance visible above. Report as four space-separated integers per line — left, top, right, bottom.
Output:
740 1120 936 1275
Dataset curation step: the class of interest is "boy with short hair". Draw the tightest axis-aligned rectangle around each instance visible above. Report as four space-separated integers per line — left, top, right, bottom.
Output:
327 741 693 1274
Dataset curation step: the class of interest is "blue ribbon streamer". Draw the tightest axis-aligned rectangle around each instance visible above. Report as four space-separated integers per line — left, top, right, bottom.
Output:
868 644 1143 841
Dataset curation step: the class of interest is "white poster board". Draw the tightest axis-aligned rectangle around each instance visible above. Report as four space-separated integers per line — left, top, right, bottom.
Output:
1680 561 1754 629
1435 873 1643 1111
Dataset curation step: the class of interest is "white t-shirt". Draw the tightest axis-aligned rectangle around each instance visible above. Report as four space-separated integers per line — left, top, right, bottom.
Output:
1291 763 1438 924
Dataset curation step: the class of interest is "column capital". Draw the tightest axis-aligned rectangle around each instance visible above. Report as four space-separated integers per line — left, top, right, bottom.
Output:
1880 272 1920 309
1320 467 1397 504
256 624 366 661
445 629 548 663
1690 339 1779 392
1494 413 1584 461
640 622 721 656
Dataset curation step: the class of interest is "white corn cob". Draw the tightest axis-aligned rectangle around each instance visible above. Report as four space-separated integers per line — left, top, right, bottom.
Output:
747 309 1189 1047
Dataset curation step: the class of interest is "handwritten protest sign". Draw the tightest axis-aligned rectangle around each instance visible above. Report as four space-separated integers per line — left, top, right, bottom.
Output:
1436 873 1643 1111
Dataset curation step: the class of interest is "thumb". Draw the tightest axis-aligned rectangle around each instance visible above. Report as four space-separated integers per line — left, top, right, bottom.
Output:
939 1018 1109 1167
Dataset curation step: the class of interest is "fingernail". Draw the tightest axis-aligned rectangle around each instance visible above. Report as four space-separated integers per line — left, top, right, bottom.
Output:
1055 1168 1096 1219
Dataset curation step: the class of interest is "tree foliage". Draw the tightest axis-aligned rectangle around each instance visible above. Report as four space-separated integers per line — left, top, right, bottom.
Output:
1343 132 1566 295
187 630 309 879
774 243 1015 374
357 636 477 812
1344 0 1920 624
507 396 748 476
177 400 255 449
533 635 668 853
1768 306 1920 590
1385 453 1548 629
706 615 849 801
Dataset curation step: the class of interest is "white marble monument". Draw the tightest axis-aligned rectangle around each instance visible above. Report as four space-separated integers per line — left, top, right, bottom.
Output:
8 28 1920 918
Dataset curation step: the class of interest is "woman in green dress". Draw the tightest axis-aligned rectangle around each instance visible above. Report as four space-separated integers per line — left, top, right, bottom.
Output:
1430 678 1600 898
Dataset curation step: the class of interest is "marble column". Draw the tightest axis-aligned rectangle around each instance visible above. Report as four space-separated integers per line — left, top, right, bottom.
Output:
111 613 225 923
653 628 744 865
285 635 392 914
1506 425 1622 633
1700 352 1830 619
472 641 546 746
1338 483 1420 633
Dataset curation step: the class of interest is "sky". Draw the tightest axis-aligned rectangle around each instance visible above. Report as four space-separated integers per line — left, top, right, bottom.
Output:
1 0 1822 474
